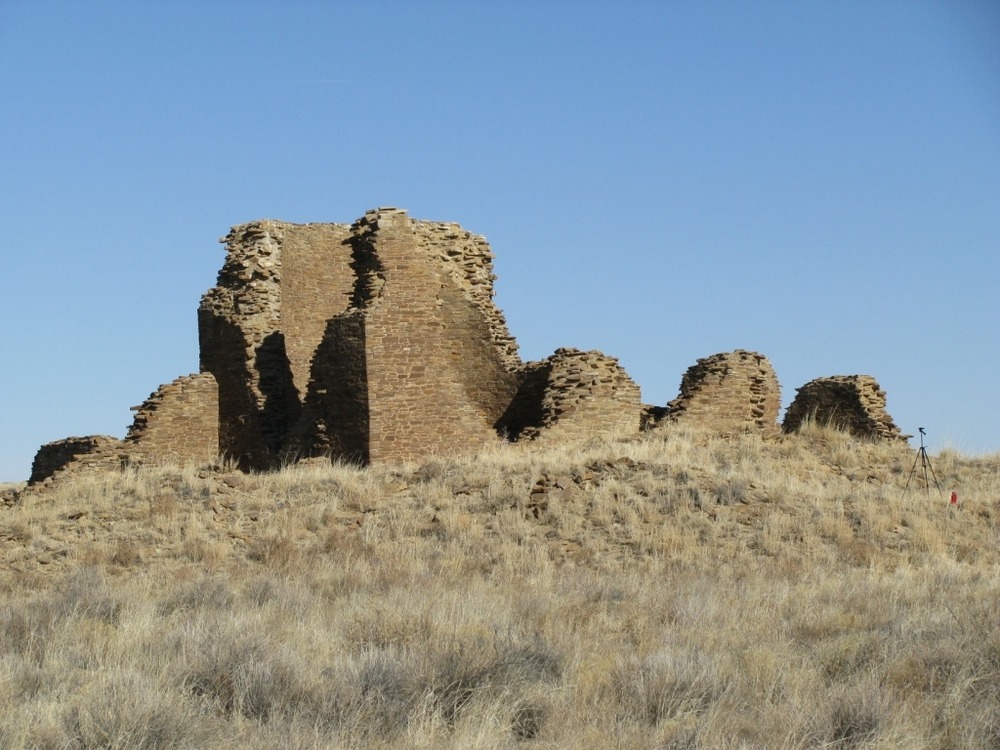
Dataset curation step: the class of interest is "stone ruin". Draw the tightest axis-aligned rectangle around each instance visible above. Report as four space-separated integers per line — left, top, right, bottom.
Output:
648 350 783 436
28 436 127 486
27 208 908 486
282 209 524 464
28 374 219 487
782 375 908 441
29 209 641 485
497 348 641 442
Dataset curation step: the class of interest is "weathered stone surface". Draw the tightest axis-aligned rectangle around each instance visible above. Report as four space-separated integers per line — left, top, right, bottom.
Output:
782 375 908 441
660 350 781 436
125 373 219 466
498 348 641 442
28 435 126 486
198 220 355 468
293 208 522 464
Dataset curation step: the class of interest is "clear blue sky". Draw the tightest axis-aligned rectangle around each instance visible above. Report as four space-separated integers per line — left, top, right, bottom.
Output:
2 1 998 481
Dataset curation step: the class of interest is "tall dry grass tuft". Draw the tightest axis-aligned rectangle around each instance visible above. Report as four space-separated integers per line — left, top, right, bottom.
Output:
2 425 999 747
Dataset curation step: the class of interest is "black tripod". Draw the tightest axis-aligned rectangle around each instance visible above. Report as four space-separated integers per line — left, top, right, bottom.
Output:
905 427 942 498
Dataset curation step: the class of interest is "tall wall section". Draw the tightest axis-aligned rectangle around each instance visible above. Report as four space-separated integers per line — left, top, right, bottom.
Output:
198 221 354 468
280 224 357 393
298 208 523 464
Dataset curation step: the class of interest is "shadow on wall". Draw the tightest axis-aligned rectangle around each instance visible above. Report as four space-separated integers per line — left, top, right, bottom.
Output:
495 360 554 441
291 314 370 465
255 331 301 460
199 315 301 471
197 311 258 469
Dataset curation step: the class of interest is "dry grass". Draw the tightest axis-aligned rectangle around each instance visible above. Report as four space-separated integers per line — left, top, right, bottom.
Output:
2 423 999 748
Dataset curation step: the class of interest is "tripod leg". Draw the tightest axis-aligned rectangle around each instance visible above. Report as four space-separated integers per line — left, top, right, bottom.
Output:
905 450 921 492
924 451 943 493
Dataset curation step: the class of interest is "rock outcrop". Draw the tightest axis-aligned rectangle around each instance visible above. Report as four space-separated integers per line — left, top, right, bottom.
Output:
782 375 907 441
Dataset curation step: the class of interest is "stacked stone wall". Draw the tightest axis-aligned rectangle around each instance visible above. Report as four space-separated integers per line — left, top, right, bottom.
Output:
315 208 521 463
293 314 371 462
198 221 285 467
125 373 219 465
198 221 355 468
279 223 355 395
412 220 521 372
498 348 641 442
194 209 524 467
663 350 781 435
28 435 126 486
783 375 907 441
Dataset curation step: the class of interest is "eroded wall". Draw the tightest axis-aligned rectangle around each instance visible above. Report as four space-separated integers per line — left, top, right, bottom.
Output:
28 436 126 486
301 208 523 463
663 350 781 435
198 221 354 468
498 348 641 442
29 207 913 484
125 373 219 466
782 375 907 441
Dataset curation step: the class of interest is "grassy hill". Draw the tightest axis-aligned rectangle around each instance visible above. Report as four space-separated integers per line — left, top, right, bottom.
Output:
2 424 999 749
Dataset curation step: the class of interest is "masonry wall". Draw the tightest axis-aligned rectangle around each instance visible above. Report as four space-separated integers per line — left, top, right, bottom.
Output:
498 348 641 442
293 314 371 462
279 223 355 396
319 208 522 463
124 373 219 466
195 209 525 467
783 375 907 441
198 221 354 468
33 208 914 483
29 435 126 486
664 350 781 435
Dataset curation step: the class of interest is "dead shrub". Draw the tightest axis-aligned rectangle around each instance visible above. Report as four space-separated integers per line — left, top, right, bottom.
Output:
178 625 304 722
246 534 302 569
62 670 211 750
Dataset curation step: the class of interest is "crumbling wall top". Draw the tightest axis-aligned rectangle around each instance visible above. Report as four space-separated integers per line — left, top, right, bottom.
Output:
29 435 126 486
125 373 219 466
